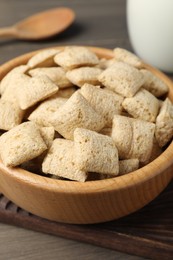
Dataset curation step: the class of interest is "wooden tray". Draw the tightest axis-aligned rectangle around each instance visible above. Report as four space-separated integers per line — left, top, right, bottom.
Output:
0 181 173 260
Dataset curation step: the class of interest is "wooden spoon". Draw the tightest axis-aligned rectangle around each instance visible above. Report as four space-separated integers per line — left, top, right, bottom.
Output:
0 7 75 40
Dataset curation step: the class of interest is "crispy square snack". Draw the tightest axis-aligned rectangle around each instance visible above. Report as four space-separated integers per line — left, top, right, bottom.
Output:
74 128 119 175
27 49 60 68
111 115 133 159
80 83 123 126
112 115 155 162
0 100 24 130
28 96 67 126
122 88 160 122
42 139 87 182
0 65 29 95
1 73 30 104
0 122 47 167
66 67 102 87
20 127 55 174
141 69 168 97
54 46 99 70
28 67 73 89
40 127 55 148
155 98 173 147
51 91 105 140
119 159 139 175
128 119 155 162
98 61 144 97
113 48 143 68
16 74 59 109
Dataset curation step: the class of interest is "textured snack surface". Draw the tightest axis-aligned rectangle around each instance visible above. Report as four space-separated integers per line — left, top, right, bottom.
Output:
54 46 99 70
0 46 172 182
155 98 173 147
42 138 87 182
0 122 47 167
74 128 119 175
50 91 105 140
98 61 145 97
122 88 160 122
80 83 124 126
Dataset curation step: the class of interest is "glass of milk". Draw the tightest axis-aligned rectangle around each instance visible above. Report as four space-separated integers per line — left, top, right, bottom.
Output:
127 0 173 73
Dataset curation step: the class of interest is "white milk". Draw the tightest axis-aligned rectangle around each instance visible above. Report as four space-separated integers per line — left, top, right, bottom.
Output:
127 0 173 72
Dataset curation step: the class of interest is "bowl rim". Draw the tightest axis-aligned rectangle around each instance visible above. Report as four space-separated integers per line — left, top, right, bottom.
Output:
0 45 173 195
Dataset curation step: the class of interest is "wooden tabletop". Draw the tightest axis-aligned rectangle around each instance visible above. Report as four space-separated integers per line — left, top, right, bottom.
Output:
0 0 131 65
0 0 171 259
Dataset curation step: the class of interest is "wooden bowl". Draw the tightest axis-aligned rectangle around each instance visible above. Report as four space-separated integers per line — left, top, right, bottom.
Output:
0 46 173 224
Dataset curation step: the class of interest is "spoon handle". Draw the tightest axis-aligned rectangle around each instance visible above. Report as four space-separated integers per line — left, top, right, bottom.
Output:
0 26 17 38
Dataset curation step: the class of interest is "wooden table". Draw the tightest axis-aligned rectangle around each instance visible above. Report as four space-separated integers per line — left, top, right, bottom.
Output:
0 1 172 259
0 0 131 65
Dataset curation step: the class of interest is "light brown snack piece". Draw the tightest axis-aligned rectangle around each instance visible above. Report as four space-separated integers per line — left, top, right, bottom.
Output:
66 67 102 87
28 96 67 126
27 49 60 68
16 74 59 110
111 115 133 159
50 91 105 140
112 115 155 162
113 48 143 68
98 61 144 97
54 46 99 70
119 159 139 175
0 122 47 167
74 128 119 175
0 65 29 95
122 88 160 122
1 73 30 104
42 138 87 182
141 69 168 97
39 127 55 148
129 120 155 162
0 99 24 130
80 83 124 126
155 98 173 147
28 67 73 89
20 127 55 174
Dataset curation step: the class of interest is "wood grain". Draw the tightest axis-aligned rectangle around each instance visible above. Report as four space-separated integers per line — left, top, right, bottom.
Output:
0 224 142 260
0 181 173 259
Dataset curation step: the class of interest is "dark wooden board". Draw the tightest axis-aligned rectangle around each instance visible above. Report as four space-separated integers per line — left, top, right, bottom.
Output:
0 181 173 260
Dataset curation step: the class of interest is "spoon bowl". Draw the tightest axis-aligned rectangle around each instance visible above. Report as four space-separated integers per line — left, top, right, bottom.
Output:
0 8 75 40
